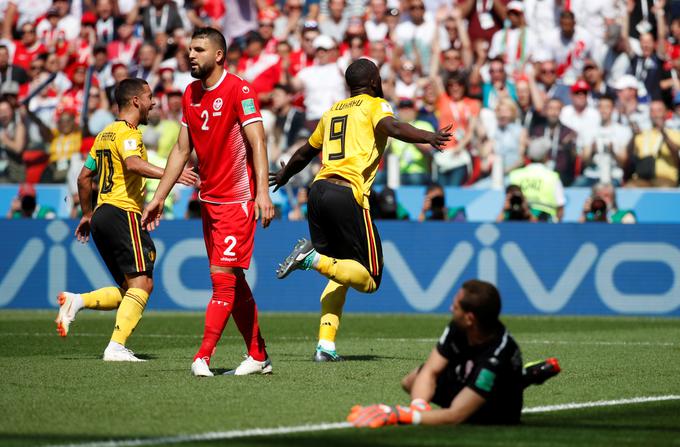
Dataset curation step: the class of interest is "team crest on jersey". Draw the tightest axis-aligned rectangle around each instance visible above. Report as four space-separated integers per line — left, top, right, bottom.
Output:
242 85 250 94
213 98 223 111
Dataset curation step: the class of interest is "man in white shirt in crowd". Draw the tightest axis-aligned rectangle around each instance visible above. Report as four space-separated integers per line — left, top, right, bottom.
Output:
545 10 592 86
489 1 537 77
292 35 346 131
559 79 601 153
612 74 651 133
395 0 436 75
574 94 632 186
565 0 617 50
319 0 349 43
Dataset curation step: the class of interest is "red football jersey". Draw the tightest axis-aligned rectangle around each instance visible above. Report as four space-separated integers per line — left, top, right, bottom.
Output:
181 70 263 203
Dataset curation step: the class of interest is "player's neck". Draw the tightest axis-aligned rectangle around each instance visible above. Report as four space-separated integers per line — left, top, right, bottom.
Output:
202 66 225 90
349 88 371 98
117 110 139 128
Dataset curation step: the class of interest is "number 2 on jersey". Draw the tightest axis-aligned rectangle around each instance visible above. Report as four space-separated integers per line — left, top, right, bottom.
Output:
201 110 210 130
328 115 348 160
223 235 237 257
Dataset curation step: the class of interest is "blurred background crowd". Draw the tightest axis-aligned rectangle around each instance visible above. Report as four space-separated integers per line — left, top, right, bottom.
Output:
1 0 679 224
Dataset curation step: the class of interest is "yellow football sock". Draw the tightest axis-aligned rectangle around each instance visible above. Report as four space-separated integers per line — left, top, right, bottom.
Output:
319 280 347 344
315 255 377 293
81 287 125 310
110 288 149 346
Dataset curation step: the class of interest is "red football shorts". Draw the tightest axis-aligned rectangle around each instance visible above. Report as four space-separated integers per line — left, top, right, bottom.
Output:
200 201 256 268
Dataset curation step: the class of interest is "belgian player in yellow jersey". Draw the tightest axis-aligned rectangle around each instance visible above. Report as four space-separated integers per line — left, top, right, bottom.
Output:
55 78 197 361
270 59 452 361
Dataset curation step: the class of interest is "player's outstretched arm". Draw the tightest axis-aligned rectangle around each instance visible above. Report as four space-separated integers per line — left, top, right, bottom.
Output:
75 164 96 243
376 116 453 150
269 142 321 192
411 348 449 403
142 126 194 230
244 121 275 228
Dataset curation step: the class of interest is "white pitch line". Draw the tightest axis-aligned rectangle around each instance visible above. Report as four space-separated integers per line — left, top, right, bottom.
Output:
2 332 678 347
45 395 680 447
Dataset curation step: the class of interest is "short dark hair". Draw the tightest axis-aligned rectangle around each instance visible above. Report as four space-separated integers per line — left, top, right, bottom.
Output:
460 280 502 333
192 27 227 59
599 93 616 104
560 10 575 20
115 78 148 108
273 83 293 94
345 58 379 90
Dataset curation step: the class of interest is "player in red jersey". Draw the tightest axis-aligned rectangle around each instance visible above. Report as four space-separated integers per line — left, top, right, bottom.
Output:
142 27 275 377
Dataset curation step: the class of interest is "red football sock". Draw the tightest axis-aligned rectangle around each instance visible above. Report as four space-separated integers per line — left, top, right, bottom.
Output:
232 275 267 362
194 272 237 363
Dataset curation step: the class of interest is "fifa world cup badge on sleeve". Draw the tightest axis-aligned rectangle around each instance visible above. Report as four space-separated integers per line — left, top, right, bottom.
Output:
124 139 137 151
241 99 256 115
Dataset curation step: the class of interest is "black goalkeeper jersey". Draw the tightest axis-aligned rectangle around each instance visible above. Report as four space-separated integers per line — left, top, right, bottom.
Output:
434 321 524 424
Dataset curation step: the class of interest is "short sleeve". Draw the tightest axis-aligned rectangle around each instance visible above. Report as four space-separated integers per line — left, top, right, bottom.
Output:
117 128 144 160
308 116 325 149
371 98 394 129
435 323 458 360
465 358 499 399
235 80 263 127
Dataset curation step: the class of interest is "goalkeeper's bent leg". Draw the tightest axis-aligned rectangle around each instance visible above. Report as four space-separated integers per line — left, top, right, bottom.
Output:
315 255 377 293
318 280 348 350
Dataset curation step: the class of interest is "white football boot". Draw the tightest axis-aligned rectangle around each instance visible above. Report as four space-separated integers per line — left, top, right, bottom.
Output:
191 357 214 377
103 342 146 362
55 292 83 337
231 356 273 376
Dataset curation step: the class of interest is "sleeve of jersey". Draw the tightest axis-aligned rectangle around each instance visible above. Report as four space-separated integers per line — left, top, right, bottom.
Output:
308 117 325 149
465 359 499 399
118 128 144 160
236 81 263 128
435 323 456 360
370 98 395 129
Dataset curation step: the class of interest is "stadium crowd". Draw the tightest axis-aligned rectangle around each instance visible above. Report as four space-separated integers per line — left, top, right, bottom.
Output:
0 0 678 222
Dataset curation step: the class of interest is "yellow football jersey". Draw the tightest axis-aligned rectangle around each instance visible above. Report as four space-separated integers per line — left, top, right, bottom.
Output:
89 120 147 214
309 94 394 209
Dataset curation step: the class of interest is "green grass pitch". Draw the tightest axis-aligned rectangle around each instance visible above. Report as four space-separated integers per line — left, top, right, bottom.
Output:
1 311 679 446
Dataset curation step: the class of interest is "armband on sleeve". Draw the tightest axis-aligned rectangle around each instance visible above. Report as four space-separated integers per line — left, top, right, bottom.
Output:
84 154 97 171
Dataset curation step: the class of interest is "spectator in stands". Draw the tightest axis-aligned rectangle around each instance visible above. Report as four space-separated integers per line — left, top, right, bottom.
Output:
579 182 637 224
438 8 473 68
2 1 52 41
568 0 618 50
391 98 434 185
489 1 536 77
613 74 651 132
457 0 508 44
258 9 280 55
292 34 345 131
36 0 80 52
395 0 436 76
418 80 440 131
515 72 543 129
337 35 367 74
496 184 537 222
522 0 558 47
138 0 184 41
94 0 122 45
7 22 47 73
83 84 114 136
5 183 56 219
419 183 450 221
368 40 393 81
287 24 320 77
432 71 480 186
37 109 82 183
582 59 615 103
0 97 26 183
0 44 29 85
596 23 630 83
509 137 565 222
627 100 680 187
130 42 160 86
545 10 592 86
395 61 423 100
270 83 306 158
575 95 631 187
535 58 571 106
273 0 306 48
559 79 600 153
238 31 282 105
627 32 672 103
319 0 348 43
528 98 578 186
365 0 389 42
107 22 142 67
482 57 517 110
479 97 527 182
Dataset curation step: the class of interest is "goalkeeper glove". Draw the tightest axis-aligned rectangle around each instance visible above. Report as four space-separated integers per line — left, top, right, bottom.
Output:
348 404 422 428
348 398 430 422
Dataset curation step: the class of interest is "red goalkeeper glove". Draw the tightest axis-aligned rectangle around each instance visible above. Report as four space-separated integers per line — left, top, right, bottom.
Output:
348 404 422 428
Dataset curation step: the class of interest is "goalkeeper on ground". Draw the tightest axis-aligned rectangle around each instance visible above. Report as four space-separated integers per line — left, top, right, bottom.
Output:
348 279 560 427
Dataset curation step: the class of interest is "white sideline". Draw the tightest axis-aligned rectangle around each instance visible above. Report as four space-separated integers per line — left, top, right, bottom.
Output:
47 395 680 447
